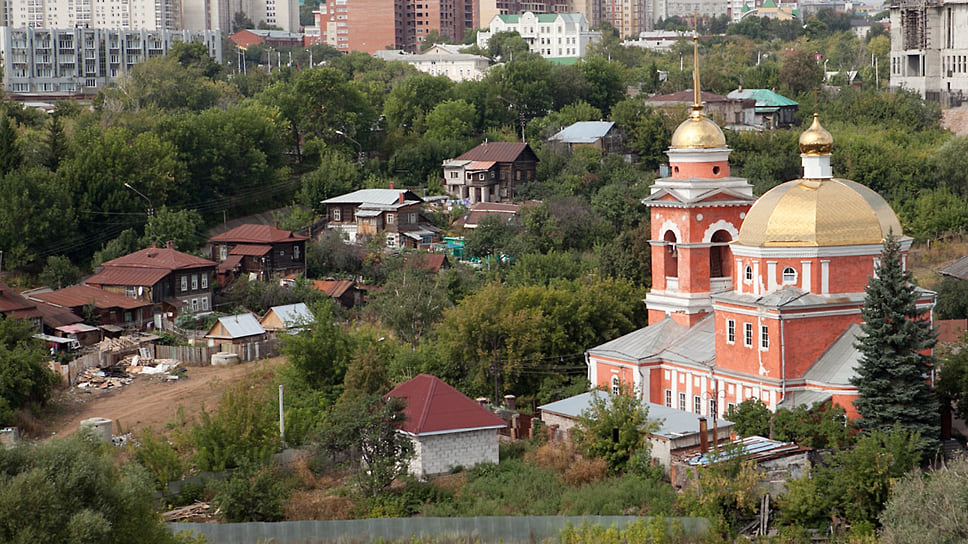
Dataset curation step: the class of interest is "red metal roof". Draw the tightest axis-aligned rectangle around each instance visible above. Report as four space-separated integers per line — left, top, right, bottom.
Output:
309 279 354 298
937 319 968 344
229 244 273 256
219 254 244 273
31 301 83 327
86 267 170 287
406 253 447 273
210 224 309 244
30 285 151 310
387 374 506 435
100 247 216 271
456 142 530 163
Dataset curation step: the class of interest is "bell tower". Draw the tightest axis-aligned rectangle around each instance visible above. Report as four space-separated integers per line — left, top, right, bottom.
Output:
643 32 756 327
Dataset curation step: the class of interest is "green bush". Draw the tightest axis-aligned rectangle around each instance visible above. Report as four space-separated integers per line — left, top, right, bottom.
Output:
214 464 289 522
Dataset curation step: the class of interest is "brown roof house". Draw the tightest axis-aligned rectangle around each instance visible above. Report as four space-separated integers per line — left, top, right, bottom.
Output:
388 374 507 477
86 242 217 324
645 89 757 131
210 224 309 284
442 141 538 204
308 279 365 308
321 189 441 249
29 285 153 330
0 280 42 330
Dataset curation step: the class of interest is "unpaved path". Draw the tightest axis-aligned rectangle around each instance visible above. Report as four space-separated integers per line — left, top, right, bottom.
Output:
46 356 286 438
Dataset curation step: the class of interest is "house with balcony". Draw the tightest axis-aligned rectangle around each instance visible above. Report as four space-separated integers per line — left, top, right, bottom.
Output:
442 142 538 204
209 223 309 284
85 241 217 325
321 188 441 249
477 12 601 60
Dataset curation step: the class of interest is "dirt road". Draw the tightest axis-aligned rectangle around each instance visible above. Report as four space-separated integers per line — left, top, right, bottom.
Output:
47 357 285 438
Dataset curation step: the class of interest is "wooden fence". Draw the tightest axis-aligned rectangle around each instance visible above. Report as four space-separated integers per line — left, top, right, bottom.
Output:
154 338 280 366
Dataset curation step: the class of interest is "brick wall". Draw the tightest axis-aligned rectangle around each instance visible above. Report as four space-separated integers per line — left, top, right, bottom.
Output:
409 429 499 477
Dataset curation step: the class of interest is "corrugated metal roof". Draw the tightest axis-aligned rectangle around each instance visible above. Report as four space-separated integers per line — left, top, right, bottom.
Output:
777 390 832 410
30 285 150 310
801 323 863 386
100 247 216 271
388 374 507 435
321 189 422 206
0 281 39 315
587 316 708 363
210 224 308 244
466 160 496 171
310 279 355 298
229 244 273 256
32 301 83 327
456 142 531 163
265 303 312 328
688 435 804 466
940 255 968 280
86 267 170 287
218 254 243 273
550 121 615 144
210 313 265 339
538 391 733 439
354 209 382 218
727 88 798 108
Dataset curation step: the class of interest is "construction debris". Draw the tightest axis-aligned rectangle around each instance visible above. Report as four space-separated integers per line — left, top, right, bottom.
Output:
74 355 182 390
163 502 214 522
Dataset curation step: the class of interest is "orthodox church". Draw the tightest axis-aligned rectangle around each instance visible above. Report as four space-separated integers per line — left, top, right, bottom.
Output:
586 36 935 420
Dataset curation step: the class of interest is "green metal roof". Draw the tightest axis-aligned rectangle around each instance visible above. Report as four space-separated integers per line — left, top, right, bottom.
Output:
727 88 799 107
741 3 751 11
497 13 560 23
547 56 579 65
762 0 777 7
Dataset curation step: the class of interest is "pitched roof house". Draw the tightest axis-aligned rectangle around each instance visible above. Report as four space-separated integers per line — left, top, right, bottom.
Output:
321 189 441 249
548 121 626 155
204 313 266 346
302 278 364 308
260 302 313 333
442 142 538 204
726 88 799 129
0 280 42 329
209 224 308 284
387 374 507 476
29 285 153 330
85 242 217 320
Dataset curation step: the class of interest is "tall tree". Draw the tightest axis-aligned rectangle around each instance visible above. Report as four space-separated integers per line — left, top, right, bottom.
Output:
40 113 68 171
572 387 658 473
0 115 22 174
850 233 940 457
0 316 58 426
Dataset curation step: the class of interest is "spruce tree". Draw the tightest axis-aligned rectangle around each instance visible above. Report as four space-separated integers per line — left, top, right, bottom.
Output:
851 232 940 456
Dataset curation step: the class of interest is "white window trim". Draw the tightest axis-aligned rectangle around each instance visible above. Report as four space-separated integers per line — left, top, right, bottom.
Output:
726 319 735 344
782 266 797 284
744 322 753 348
760 324 769 350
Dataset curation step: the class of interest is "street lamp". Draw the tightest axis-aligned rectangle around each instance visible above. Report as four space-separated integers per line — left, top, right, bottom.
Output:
124 182 154 218
335 130 365 165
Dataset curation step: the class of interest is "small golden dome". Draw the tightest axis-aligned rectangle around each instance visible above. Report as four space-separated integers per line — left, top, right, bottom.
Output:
670 108 727 149
798 113 833 156
737 178 902 247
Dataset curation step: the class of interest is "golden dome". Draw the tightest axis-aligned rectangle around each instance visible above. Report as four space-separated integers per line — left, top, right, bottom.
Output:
798 113 833 156
736 178 902 247
670 108 727 149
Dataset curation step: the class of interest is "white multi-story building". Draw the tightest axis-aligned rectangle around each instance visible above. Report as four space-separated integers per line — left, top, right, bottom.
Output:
890 0 968 104
477 12 600 59
1 0 298 33
374 45 490 82
0 26 221 95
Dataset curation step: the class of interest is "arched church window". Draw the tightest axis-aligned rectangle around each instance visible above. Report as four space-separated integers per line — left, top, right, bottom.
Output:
744 265 753 283
709 230 732 279
611 375 620 395
782 266 797 284
664 231 678 279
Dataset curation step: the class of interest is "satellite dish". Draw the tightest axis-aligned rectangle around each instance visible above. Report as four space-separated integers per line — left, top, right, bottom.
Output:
137 286 144 296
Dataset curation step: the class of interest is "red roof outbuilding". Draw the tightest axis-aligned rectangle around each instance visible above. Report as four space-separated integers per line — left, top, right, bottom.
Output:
387 374 506 435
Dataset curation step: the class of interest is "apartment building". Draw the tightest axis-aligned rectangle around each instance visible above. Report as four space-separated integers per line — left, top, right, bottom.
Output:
890 0 968 104
477 11 600 59
0 26 221 95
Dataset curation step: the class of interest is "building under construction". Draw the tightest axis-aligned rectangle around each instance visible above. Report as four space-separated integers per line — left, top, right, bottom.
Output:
890 0 968 104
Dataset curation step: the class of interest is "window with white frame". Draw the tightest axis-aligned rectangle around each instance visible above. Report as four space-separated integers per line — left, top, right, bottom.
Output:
782 266 797 284
709 398 717 416
191 298 198 311
744 322 753 347
201 273 208 289
293 245 300 260
665 390 672 407
219 245 228 261
678 392 686 411
694 395 702 414
201 296 209 311
611 375 620 394
180 275 188 292
760 325 769 349
386 213 395 224
125 286 137 297
333 208 341 221
727 319 735 343
744 265 753 283
191 274 198 290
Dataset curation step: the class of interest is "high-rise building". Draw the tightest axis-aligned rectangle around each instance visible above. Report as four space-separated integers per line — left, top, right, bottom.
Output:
317 0 476 54
890 0 968 104
601 0 647 40
0 26 221 95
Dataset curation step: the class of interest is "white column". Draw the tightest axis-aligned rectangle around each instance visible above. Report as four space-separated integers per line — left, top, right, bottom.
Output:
821 260 830 294
801 260 812 292
752 261 761 295
767 261 777 292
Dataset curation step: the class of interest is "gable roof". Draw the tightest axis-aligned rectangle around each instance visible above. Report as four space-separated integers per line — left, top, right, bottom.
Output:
940 255 968 280
30 285 151 310
0 281 41 318
549 121 615 144
456 142 532 163
210 224 308 244
405 253 447 273
207 313 265 339
263 302 313 328
86 267 170 287
321 189 424 207
99 246 216 272
309 279 356 298
801 323 863 386
727 88 799 108
538 391 733 440
387 374 507 435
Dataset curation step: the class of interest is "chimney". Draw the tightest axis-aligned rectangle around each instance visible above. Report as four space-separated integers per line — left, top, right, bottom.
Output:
504 394 516 410
698 417 709 454
390 181 395 189
166 240 174 250
476 397 488 407
151 242 158 248
274 221 279 228
398 192 404 204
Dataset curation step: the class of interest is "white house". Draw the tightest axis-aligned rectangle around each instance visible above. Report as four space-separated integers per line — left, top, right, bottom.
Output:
477 12 600 60
387 374 507 477
374 45 489 82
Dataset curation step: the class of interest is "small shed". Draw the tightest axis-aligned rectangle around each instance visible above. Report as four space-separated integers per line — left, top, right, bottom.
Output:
204 313 265 346
538 391 733 472
261 302 313 333
387 374 507 477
